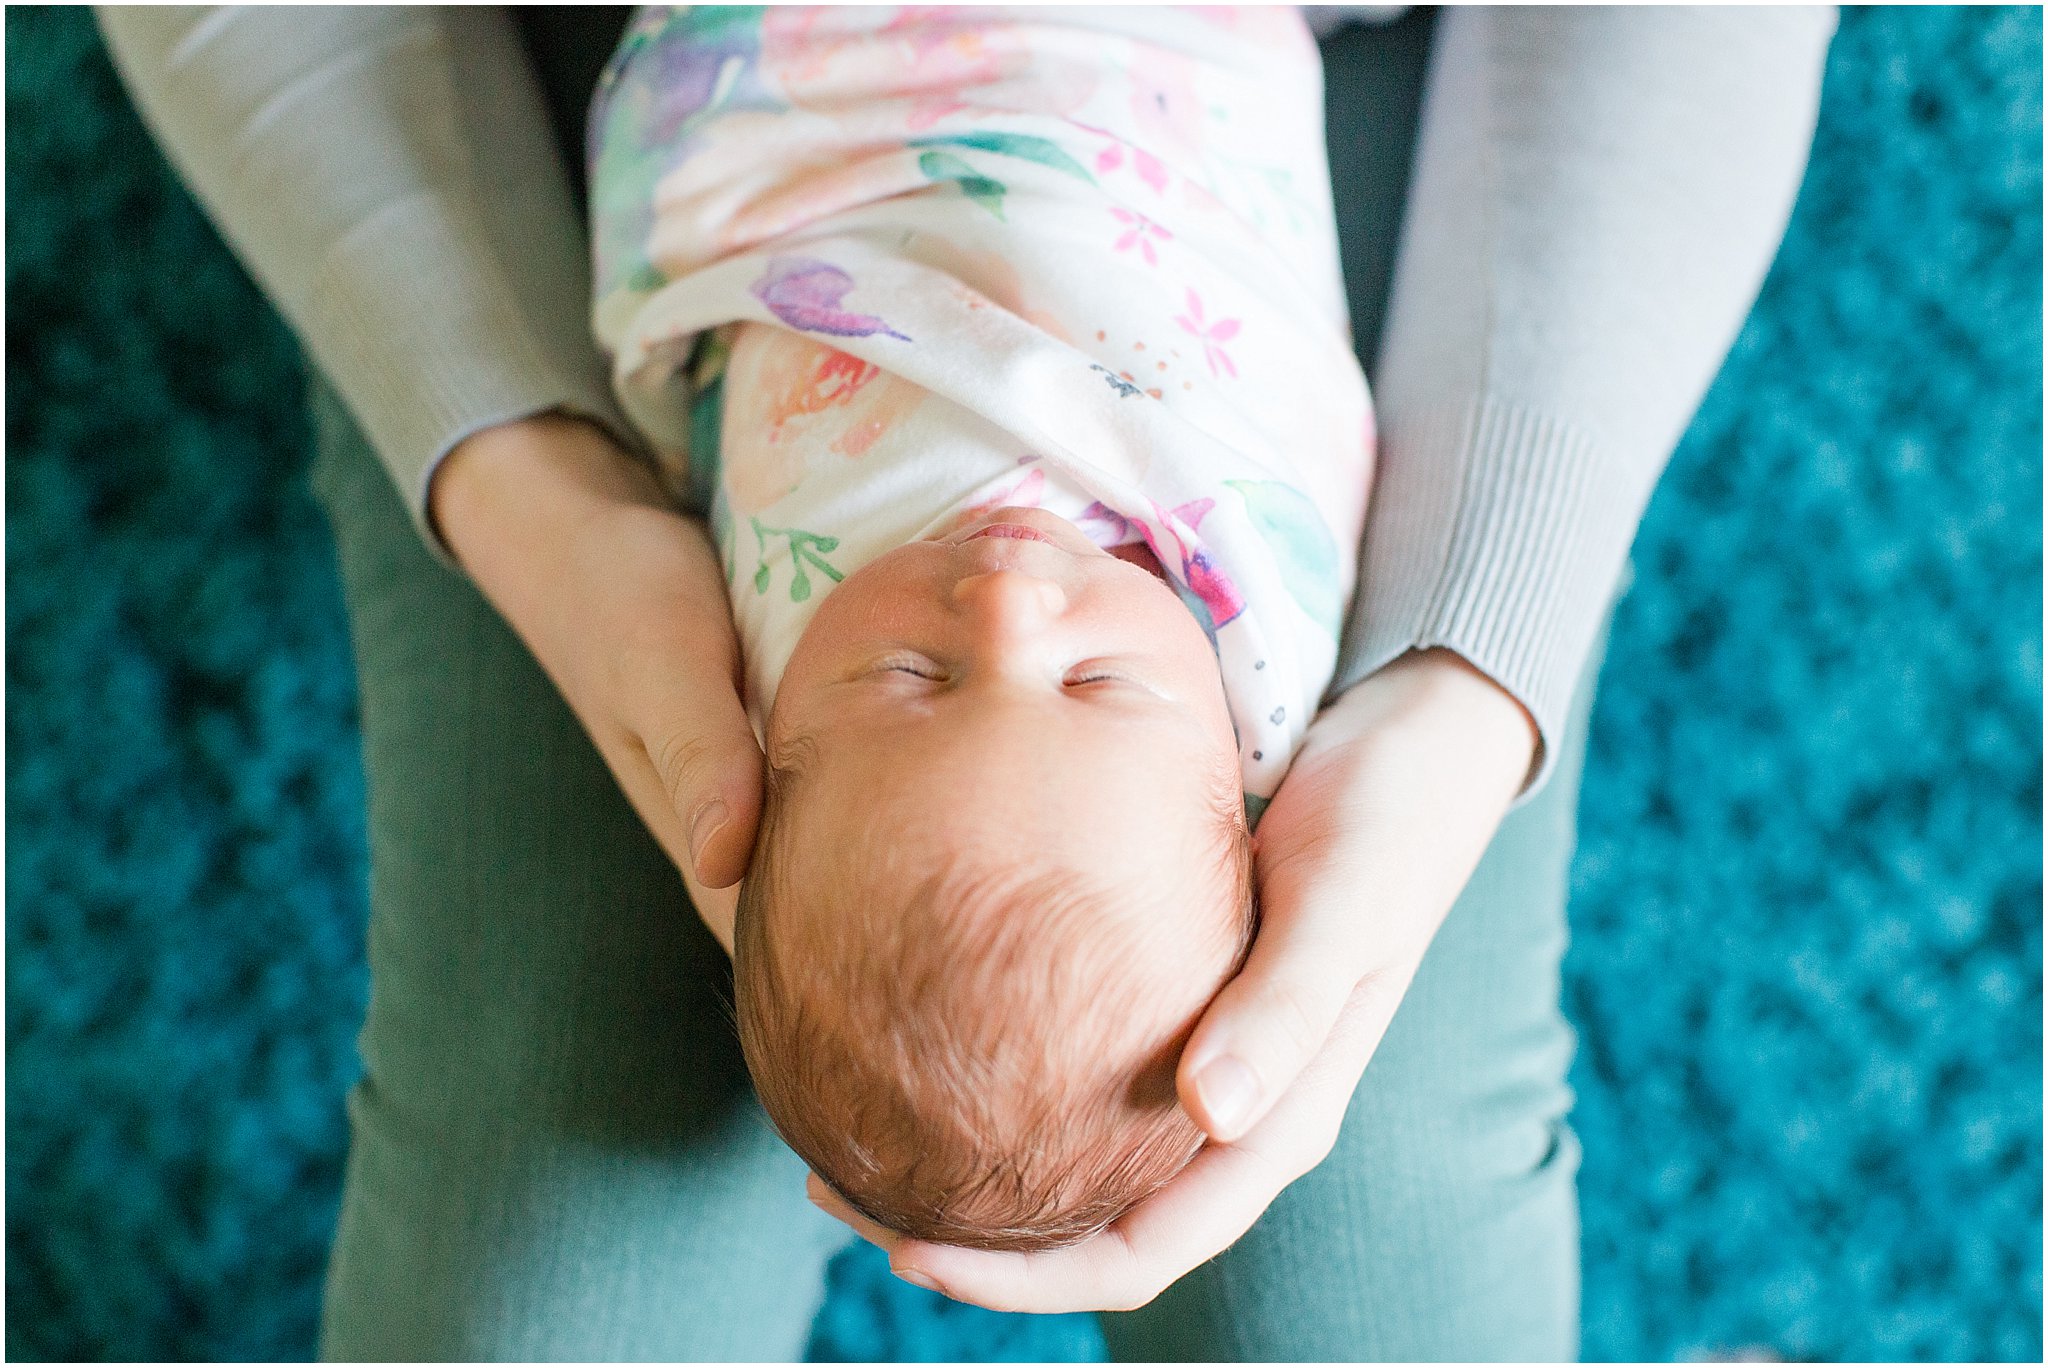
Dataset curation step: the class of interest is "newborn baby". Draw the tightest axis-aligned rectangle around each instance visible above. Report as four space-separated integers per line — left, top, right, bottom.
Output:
589 5 1372 1249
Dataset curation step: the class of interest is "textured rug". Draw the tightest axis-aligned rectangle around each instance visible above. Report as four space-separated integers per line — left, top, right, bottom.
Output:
7 6 2040 1361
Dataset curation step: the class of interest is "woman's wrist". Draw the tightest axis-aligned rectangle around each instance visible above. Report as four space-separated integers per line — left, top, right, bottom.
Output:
430 411 666 576
428 413 710 717
1321 648 1539 786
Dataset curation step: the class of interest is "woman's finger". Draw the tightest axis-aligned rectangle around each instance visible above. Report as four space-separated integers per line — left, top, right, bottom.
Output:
602 728 696 873
640 694 764 890
603 736 741 951
805 1172 907 1254
892 1125 1302 1314
1173 733 1387 1142
1175 904 1364 1143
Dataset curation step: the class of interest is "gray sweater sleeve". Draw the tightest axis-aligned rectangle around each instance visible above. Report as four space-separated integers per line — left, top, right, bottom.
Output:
95 5 635 557
1331 6 1835 792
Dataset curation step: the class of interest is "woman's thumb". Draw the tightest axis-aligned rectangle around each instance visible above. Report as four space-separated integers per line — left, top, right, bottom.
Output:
644 689 766 891
1177 915 1361 1143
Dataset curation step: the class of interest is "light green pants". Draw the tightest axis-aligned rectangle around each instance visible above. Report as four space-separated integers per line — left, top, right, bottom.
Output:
314 12 1591 1359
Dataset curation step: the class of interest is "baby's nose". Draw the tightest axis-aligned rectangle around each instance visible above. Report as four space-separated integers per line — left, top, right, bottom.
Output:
951 569 1068 624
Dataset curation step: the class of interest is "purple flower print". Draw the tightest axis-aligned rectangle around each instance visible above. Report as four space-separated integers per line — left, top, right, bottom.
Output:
1150 496 1246 629
1175 288 1240 378
1076 500 1134 548
749 257 911 341
1110 207 1173 265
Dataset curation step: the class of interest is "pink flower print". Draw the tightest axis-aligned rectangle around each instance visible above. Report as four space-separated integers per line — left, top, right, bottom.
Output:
1110 208 1173 265
960 467 1047 523
1175 289 1241 378
1182 551 1243 628
1131 148 1169 194
1003 468 1046 506
1082 123 1170 194
1148 497 1245 629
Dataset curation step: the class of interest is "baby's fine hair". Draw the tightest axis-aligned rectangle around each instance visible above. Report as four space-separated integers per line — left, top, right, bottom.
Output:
733 747 1257 1252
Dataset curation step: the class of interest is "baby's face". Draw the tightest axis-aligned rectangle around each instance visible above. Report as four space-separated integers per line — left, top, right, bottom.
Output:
768 505 1240 907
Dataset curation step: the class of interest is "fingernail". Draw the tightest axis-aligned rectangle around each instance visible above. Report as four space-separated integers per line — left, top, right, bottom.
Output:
1195 1055 1259 1137
688 799 729 868
895 1267 945 1294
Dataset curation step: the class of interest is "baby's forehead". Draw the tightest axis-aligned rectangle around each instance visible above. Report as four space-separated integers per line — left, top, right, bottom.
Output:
787 708 1234 857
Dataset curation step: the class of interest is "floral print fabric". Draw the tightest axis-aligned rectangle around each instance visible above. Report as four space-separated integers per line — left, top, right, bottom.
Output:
589 5 1373 803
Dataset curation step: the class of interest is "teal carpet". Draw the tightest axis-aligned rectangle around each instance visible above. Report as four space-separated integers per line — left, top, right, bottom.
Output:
7 7 2040 1360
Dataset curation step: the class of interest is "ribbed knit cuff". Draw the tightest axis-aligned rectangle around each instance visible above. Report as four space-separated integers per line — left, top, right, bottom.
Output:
1330 397 1649 799
307 192 637 568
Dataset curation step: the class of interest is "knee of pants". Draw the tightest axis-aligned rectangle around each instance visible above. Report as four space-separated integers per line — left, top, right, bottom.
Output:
321 1087 852 1361
1226 1094 1580 1362
1102 1022 1582 1363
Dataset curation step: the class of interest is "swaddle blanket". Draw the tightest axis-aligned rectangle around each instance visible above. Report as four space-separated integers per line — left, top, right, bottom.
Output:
590 5 1373 805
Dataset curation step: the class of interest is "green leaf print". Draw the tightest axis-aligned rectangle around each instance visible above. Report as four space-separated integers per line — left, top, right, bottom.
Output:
917 151 1007 220
791 534 844 596
681 4 765 41
908 132 1095 184
1225 479 1343 635
749 517 846 603
685 371 727 517
624 259 666 294
711 488 735 584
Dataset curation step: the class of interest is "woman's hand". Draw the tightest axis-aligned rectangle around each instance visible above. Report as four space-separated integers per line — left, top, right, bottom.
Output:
803 648 1538 1310
432 413 759 952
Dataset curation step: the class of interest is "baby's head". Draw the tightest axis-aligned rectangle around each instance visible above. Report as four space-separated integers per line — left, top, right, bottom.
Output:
734 506 1255 1250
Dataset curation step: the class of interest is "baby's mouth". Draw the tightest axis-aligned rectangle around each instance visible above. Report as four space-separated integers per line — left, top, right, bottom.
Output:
965 523 1057 545
946 505 1102 556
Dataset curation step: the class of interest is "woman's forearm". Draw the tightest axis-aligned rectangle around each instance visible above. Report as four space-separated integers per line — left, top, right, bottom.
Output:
96 5 633 557
1333 6 1835 790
